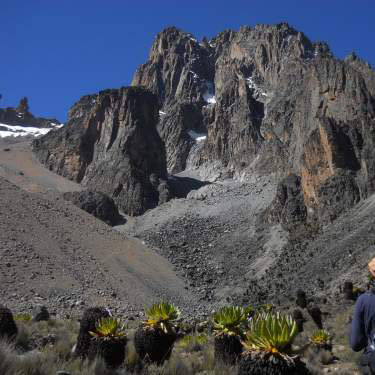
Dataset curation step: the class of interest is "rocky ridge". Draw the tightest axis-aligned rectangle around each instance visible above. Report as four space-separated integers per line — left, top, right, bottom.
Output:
0 107 60 129
25 22 375 310
33 87 170 215
32 23 375 221
133 23 375 222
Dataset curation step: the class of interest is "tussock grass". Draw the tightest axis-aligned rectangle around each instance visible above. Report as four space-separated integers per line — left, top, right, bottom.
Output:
0 307 363 375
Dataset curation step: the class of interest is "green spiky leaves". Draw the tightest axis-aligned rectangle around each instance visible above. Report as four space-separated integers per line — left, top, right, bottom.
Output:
243 312 298 355
310 329 332 347
211 306 250 337
144 302 180 334
89 317 126 340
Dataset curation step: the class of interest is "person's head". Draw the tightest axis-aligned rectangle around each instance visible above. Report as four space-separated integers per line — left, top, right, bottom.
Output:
368 257 375 277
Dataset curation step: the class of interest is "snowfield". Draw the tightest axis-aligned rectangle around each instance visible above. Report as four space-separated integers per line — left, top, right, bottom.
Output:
0 123 62 138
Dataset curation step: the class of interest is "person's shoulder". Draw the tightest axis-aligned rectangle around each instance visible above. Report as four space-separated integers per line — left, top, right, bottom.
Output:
357 292 375 305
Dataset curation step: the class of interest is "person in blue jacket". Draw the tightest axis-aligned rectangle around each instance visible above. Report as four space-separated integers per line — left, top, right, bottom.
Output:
350 258 375 374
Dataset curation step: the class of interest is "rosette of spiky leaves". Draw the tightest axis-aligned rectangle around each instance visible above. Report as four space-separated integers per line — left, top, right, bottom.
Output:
144 302 180 334
212 306 249 337
89 317 126 341
310 330 332 347
243 312 298 355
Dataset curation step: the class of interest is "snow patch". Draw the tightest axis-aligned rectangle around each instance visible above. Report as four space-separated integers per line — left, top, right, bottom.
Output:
188 130 207 142
185 33 197 43
159 111 166 116
245 76 270 97
189 71 199 82
203 92 216 104
203 81 216 104
0 123 59 139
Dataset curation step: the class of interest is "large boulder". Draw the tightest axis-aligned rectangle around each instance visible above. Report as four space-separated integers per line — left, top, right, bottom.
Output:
33 87 170 216
268 174 307 228
63 190 122 226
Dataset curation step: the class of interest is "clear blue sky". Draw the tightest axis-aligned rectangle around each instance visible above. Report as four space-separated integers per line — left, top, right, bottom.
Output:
1 0 374 122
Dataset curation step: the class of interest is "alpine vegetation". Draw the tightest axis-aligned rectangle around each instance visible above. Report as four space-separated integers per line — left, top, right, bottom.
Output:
211 306 250 364
134 302 180 364
88 316 127 369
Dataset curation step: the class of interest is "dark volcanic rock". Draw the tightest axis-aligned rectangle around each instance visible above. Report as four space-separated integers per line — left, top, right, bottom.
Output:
74 307 110 359
32 305 50 322
132 27 215 174
133 23 375 222
33 23 375 222
33 87 170 216
63 190 122 226
268 174 307 227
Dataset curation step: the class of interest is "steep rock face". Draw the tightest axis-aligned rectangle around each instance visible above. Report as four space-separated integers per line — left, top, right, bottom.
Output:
33 87 169 215
132 27 215 173
267 174 307 228
133 23 375 221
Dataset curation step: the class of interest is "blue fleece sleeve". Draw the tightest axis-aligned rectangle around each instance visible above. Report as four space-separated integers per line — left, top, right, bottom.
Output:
350 296 367 351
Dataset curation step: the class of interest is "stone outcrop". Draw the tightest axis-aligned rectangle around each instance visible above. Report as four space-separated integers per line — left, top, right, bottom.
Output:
133 23 375 221
132 27 215 173
33 23 375 222
268 174 307 228
63 190 122 226
33 87 170 216
0 107 60 128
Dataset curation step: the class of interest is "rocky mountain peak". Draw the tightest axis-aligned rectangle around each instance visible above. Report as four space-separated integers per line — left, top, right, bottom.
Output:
33 23 375 222
132 23 375 222
133 26 214 106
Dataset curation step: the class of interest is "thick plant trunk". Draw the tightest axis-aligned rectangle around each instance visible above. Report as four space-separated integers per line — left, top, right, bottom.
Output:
74 307 110 359
296 290 307 309
214 334 242 365
89 338 127 368
238 352 309 375
134 327 176 364
343 281 354 300
0 306 18 340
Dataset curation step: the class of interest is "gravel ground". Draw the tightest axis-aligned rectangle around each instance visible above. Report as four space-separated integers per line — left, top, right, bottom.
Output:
117 167 375 310
0 141 196 319
116 171 284 309
2 139 375 321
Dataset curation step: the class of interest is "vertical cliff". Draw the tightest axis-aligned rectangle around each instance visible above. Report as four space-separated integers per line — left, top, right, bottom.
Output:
33 87 170 215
